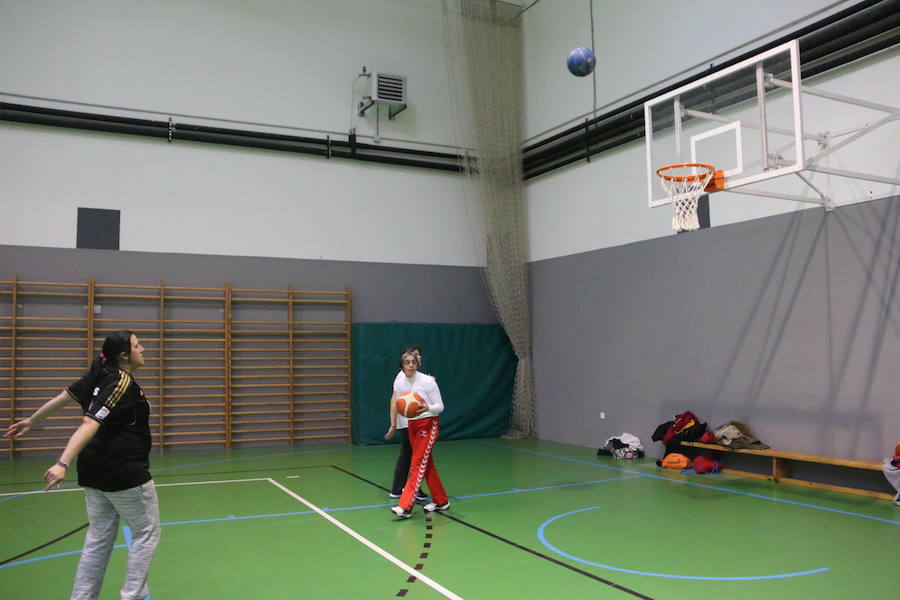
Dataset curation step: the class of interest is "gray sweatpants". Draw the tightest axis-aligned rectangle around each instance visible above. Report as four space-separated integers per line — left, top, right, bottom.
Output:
71 480 161 600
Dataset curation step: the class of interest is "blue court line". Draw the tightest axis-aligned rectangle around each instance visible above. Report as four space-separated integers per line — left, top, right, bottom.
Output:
0 482 83 504
476 441 647 476
0 547 122 569
0 503 378 570
3 476 643 571
161 510 316 526
6 443 892 573
319 477 642 509
452 475 642 499
477 440 900 525
321 502 394 512
320 476 641 507
8 528 151 599
537 507 830 581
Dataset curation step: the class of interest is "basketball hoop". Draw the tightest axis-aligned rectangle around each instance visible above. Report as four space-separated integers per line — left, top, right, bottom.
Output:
656 163 724 231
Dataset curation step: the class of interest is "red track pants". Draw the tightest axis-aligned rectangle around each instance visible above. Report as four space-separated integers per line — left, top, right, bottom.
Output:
398 416 448 511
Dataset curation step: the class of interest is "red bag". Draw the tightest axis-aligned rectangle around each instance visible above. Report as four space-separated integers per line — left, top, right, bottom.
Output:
693 456 720 474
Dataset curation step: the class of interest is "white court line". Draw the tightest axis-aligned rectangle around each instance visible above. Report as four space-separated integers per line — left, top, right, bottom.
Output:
0 477 270 497
156 477 270 488
266 478 465 600
0 487 85 497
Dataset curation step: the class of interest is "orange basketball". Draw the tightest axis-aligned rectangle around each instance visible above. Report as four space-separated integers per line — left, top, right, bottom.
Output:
396 391 425 418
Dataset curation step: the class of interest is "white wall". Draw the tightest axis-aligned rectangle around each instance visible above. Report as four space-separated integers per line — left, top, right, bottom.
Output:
0 0 454 144
0 0 482 266
523 0 900 261
3 1 896 266
0 122 477 264
523 0 847 139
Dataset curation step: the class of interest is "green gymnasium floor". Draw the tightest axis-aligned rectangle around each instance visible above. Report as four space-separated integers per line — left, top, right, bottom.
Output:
1 438 897 599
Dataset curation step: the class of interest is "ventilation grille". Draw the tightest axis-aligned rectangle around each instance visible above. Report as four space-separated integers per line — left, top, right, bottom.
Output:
371 72 406 105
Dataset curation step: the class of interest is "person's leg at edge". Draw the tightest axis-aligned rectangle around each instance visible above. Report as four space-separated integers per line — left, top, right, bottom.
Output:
71 488 120 600
884 459 900 506
390 428 413 496
392 428 428 499
106 480 161 600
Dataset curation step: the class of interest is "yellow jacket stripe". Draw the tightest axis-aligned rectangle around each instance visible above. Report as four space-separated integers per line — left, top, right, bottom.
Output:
106 371 131 408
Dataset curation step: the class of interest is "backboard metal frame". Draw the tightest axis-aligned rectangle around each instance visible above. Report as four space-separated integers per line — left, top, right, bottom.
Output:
645 40 805 209
645 38 900 218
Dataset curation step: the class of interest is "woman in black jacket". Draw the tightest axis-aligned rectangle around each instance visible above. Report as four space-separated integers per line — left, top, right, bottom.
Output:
6 330 160 600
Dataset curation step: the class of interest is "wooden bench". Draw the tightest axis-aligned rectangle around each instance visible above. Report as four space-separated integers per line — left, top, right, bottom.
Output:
680 441 892 501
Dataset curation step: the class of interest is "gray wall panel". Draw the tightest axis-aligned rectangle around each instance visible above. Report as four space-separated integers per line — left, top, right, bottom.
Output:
532 196 900 462
0 246 497 323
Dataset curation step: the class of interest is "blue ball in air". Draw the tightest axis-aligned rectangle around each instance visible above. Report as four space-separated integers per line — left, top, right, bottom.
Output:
567 47 596 77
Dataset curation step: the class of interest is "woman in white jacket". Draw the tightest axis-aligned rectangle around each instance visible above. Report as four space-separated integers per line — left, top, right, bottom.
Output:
390 349 450 518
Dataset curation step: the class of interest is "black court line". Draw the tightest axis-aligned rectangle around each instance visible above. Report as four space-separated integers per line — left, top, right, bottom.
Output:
394 512 436 597
330 465 655 600
331 464 391 492
329 466 437 598
0 523 88 566
5 463 653 597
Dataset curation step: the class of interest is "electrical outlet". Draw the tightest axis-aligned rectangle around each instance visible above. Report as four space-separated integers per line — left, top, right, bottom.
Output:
600 412 606 419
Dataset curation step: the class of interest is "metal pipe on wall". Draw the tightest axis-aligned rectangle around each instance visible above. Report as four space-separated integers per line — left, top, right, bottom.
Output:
0 102 465 174
0 1 895 181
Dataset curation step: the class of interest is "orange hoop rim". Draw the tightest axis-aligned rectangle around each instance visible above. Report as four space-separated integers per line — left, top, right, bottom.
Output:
656 162 716 182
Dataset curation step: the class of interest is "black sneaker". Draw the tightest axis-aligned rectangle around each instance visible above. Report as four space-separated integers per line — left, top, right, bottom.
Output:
414 492 429 502
423 501 449 512
388 492 401 499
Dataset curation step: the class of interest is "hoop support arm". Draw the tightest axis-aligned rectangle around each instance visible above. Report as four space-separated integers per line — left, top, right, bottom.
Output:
768 76 899 114
806 165 900 186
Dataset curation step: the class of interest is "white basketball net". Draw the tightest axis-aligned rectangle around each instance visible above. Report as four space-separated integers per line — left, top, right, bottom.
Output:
657 164 714 232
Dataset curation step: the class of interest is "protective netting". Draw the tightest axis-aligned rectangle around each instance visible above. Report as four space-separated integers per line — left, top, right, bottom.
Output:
443 0 535 438
657 164 714 232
